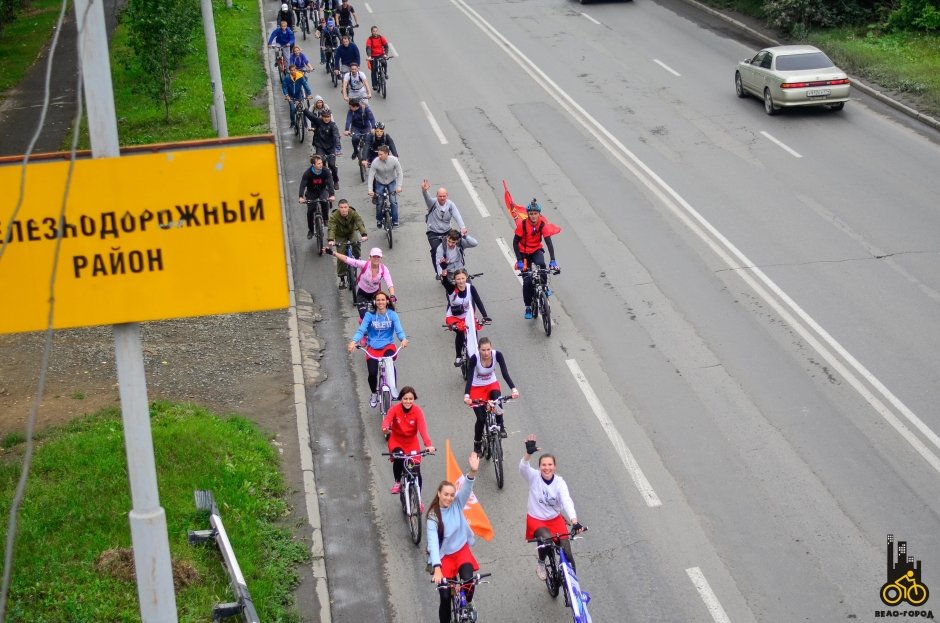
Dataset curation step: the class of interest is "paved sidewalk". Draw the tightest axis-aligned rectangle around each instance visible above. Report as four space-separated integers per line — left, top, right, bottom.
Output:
0 0 124 157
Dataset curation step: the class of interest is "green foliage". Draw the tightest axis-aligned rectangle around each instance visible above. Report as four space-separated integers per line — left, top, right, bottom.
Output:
124 0 199 121
763 0 837 35
887 0 940 31
0 0 65 95
0 402 309 622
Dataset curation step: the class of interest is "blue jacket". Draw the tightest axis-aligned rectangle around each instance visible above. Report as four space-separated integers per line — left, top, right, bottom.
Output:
282 73 312 99
268 27 295 47
289 52 310 70
352 309 405 349
426 476 477 567
333 41 361 70
345 104 375 133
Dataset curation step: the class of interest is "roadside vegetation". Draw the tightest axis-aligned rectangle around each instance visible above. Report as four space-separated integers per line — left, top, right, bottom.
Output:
0 0 66 95
707 0 940 116
0 401 308 622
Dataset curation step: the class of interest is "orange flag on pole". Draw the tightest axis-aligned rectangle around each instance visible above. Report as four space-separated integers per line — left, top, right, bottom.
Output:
502 180 527 222
445 439 494 541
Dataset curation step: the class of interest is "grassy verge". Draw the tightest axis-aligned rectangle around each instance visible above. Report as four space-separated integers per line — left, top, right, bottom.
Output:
78 0 269 147
0 401 308 622
0 0 68 95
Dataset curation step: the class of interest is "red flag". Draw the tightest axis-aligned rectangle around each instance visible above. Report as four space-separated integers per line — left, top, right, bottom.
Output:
502 180 526 222
445 439 494 541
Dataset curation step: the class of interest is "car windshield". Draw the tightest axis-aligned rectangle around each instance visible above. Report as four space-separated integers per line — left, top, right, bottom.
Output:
775 52 834 71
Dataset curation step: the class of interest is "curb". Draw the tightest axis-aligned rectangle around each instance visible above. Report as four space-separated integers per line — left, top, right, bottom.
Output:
679 0 940 132
257 2 332 622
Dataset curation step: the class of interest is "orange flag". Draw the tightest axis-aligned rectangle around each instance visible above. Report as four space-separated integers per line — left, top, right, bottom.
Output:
445 439 494 541
502 180 526 222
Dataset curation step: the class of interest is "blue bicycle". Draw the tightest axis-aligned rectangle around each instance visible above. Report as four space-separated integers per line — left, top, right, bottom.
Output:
527 528 592 622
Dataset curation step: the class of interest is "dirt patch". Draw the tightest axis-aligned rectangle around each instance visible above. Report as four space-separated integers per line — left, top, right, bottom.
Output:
95 547 200 590
0 311 293 439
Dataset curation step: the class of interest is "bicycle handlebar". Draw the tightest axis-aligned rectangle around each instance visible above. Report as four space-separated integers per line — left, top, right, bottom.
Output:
517 268 561 276
441 318 492 332
381 449 434 459
468 394 514 408
438 572 492 587
354 344 400 359
525 527 588 544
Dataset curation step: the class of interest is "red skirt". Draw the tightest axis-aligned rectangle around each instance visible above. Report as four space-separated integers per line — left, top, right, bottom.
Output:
468 381 501 403
445 316 483 333
440 543 479 579
386 435 424 463
525 513 568 541
365 344 397 360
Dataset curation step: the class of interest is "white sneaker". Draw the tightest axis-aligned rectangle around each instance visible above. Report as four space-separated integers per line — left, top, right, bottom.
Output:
453 357 462 367
369 393 379 408
536 561 547 581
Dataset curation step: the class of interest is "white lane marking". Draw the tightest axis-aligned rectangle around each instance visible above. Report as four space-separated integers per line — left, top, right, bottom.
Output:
495 237 523 284
450 0 940 474
653 58 681 77
451 159 490 218
686 567 732 623
364 1 373 12
580 12 600 24
760 130 802 158
420 101 448 144
566 359 663 508
388 43 399 57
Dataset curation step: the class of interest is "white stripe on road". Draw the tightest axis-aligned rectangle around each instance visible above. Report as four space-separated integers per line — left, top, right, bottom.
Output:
420 101 448 145
760 130 802 158
580 12 600 24
451 159 490 218
565 359 663 508
364 2 373 12
450 0 940 475
495 237 523 284
388 43 399 57
686 567 732 623
653 58 681 77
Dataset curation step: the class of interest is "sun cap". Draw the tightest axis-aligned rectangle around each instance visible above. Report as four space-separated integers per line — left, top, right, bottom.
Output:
369 247 383 257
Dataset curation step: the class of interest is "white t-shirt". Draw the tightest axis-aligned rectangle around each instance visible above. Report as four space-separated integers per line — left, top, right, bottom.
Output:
519 459 576 521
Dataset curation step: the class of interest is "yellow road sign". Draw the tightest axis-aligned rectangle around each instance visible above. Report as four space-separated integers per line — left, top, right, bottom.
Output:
0 138 288 334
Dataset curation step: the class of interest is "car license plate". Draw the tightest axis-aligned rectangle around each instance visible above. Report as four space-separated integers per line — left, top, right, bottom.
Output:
806 88 831 97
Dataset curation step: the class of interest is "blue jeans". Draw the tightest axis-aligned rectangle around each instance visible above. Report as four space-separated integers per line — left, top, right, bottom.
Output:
288 98 298 126
373 180 398 224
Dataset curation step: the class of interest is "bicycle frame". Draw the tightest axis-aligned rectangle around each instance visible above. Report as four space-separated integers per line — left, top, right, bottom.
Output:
528 530 591 622
440 573 491 623
357 345 399 414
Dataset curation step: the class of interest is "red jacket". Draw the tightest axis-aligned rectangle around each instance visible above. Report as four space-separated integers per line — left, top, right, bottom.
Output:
514 216 559 255
382 403 432 460
365 34 388 58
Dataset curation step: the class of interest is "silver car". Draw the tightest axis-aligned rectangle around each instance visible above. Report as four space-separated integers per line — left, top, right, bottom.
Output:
735 45 851 115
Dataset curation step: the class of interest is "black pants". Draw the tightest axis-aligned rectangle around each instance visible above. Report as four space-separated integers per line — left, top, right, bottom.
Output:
521 249 546 306
427 231 446 274
314 149 339 185
472 389 503 449
438 562 475 623
366 345 395 393
453 327 465 358
305 191 329 231
534 527 575 572
370 57 386 87
355 287 375 319
389 445 423 488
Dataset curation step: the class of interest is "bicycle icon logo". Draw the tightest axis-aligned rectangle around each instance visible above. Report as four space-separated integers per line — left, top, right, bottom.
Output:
881 534 930 607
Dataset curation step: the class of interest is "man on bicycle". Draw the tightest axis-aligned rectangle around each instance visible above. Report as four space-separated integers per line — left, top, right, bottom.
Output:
422 178 468 278
333 34 361 80
360 121 397 168
291 0 309 33
344 97 375 161
311 108 342 189
513 200 560 319
436 228 479 281
336 0 359 38
342 61 372 104
327 199 368 288
268 20 296 58
276 3 295 29
298 155 336 239
316 18 340 65
282 65 312 129
364 25 389 89
366 145 403 229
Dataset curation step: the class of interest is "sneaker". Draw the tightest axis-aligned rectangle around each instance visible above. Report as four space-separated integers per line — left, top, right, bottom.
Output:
536 561 547 581
333 181 340 190
351 151 359 160
453 357 462 367
376 221 383 229
369 393 379 408
307 230 314 240
499 425 508 439
524 306 533 320
393 222 400 228
545 288 553 297
338 276 346 288
435 274 441 281
390 482 401 494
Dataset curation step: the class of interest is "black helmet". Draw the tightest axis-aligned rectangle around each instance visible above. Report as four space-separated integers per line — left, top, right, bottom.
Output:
375 121 385 130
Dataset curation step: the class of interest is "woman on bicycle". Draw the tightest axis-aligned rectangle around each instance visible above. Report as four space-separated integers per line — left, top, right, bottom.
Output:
520 434 584 578
442 268 489 368
289 44 313 73
326 245 394 318
462 337 519 453
348 290 407 408
427 451 481 623
381 386 435 494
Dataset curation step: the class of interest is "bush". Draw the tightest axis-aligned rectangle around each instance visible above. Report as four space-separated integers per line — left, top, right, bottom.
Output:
887 0 940 31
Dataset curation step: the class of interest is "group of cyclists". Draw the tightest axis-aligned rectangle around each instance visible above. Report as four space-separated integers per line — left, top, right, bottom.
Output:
269 7 578 621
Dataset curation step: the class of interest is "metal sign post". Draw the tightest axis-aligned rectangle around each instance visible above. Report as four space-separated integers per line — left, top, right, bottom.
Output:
201 0 228 138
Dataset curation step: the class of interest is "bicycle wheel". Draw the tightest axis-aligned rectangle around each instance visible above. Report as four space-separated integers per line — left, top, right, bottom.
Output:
384 204 393 249
531 286 540 319
408 482 422 545
359 159 366 183
544 548 560 598
459 346 468 381
298 111 306 142
331 64 338 88
493 433 504 489
315 214 324 255
381 388 392 415
380 69 387 99
541 291 552 336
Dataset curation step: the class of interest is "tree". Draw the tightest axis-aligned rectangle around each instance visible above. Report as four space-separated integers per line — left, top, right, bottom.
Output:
124 0 198 121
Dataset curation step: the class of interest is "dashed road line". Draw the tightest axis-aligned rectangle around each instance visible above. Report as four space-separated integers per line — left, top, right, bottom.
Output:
451 158 490 218
581 12 600 24
653 58 681 77
760 130 802 158
495 237 523 284
686 567 732 623
420 101 448 144
364 2 373 12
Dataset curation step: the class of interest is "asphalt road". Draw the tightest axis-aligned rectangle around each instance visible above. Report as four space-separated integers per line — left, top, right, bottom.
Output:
269 0 940 621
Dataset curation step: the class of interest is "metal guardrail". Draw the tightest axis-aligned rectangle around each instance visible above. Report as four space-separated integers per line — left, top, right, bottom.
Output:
188 490 261 623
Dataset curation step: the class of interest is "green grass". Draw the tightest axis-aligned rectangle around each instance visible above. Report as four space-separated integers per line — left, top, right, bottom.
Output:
0 402 308 622
78 0 269 147
807 29 940 116
0 0 68 95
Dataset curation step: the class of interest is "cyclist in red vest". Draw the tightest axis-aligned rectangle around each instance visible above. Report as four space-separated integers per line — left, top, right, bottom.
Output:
513 200 560 319
364 25 389 90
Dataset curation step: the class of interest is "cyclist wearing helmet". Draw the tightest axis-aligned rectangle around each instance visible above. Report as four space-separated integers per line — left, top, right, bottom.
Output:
344 97 375 161
361 121 398 168
512 200 560 319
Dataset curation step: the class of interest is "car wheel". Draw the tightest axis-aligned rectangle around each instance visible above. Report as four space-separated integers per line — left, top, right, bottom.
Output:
829 101 845 111
763 88 779 116
735 72 747 98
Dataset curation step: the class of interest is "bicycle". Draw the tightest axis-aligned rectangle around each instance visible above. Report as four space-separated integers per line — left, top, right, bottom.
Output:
356 344 398 417
468 395 512 489
881 570 929 606
376 189 393 248
519 266 560 337
304 197 329 254
295 4 310 39
381 449 433 545
442 312 489 381
338 23 358 41
372 55 391 99
353 133 369 182
271 45 288 81
527 528 592 622
438 573 491 623
293 95 310 142
323 42 339 87
342 239 359 305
